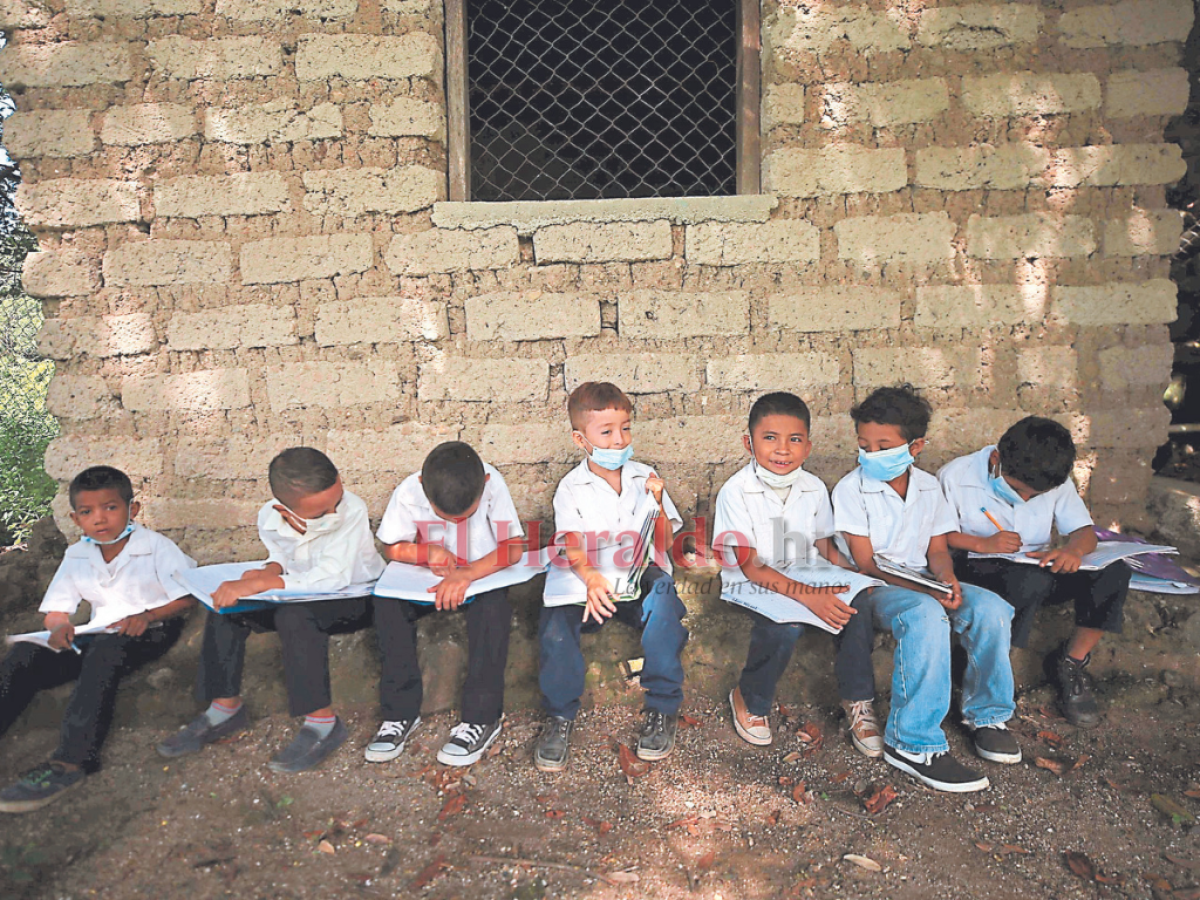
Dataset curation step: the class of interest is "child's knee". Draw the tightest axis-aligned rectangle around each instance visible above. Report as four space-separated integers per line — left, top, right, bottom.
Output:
894 601 948 640
643 575 685 620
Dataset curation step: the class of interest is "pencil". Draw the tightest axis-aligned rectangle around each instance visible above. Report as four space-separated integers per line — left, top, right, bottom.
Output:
980 507 1004 532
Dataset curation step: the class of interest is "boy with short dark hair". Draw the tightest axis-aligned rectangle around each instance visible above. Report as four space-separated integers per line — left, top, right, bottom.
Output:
832 385 1017 793
534 381 688 771
157 447 383 773
369 441 525 766
938 416 1128 728
713 392 880 754
0 466 196 812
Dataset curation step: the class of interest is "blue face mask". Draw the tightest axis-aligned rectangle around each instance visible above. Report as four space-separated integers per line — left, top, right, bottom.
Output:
83 520 136 546
989 464 1026 506
583 439 634 471
858 444 914 482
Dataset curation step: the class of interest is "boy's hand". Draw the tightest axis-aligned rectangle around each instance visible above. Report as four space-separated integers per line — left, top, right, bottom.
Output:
1028 547 1083 573
114 611 152 637
46 620 76 651
212 578 251 609
928 576 963 611
582 572 617 624
645 473 664 505
796 586 856 630
425 545 458 577
981 531 1022 554
429 569 474 610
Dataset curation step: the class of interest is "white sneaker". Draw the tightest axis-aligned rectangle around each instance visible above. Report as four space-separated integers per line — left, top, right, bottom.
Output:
364 717 421 763
436 717 503 767
843 700 884 759
729 687 771 746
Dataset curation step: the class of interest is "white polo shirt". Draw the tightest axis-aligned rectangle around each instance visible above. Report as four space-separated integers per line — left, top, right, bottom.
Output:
376 462 524 563
832 465 958 570
40 525 196 628
260 489 385 591
937 445 1093 552
713 462 835 600
552 459 683 570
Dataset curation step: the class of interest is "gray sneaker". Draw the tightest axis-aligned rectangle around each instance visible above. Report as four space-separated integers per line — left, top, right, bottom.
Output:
157 707 249 758
268 717 348 774
636 709 678 761
534 716 573 772
0 761 85 814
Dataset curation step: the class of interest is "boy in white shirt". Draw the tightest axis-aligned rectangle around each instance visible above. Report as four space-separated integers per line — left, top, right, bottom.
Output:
832 385 1016 793
369 441 525 767
534 382 688 772
938 416 1129 728
157 448 383 773
713 392 882 756
0 466 196 812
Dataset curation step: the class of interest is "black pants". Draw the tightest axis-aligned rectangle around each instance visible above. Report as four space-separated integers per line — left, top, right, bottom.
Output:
952 554 1130 649
0 619 184 772
196 598 371 717
375 588 511 725
834 588 877 702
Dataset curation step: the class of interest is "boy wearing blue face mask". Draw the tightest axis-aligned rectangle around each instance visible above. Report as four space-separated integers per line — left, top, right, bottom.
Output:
938 416 1126 728
832 385 1017 793
534 381 688 772
158 447 383 773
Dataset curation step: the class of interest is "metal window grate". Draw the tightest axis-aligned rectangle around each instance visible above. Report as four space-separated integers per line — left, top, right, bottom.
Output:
467 0 737 202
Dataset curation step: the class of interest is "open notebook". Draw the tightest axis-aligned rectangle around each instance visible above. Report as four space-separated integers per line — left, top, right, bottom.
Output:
968 540 1178 572
6 620 118 653
543 494 660 607
722 565 882 634
176 562 379 614
373 547 549 603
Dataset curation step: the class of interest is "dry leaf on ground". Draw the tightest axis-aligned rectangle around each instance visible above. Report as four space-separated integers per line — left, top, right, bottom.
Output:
1065 851 1096 880
437 794 467 821
863 785 899 815
843 854 882 872
616 743 651 778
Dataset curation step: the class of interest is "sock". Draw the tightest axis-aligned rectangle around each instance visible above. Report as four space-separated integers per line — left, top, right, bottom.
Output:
304 713 337 738
204 699 242 726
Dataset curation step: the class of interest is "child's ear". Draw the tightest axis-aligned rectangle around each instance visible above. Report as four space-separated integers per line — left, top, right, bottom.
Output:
571 430 589 453
742 434 753 455
484 473 491 483
128 500 141 521
68 508 81 529
909 437 927 456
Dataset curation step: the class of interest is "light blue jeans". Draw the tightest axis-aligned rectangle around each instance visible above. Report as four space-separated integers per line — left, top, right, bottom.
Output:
871 583 1014 755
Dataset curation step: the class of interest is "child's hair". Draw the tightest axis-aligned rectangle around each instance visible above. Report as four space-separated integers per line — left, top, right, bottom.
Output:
997 416 1076 492
69 466 133 507
567 381 632 430
850 383 932 442
422 441 486 516
748 391 811 432
268 447 339 507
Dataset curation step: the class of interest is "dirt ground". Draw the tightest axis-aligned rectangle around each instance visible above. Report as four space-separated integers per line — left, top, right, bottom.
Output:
2 680 1200 900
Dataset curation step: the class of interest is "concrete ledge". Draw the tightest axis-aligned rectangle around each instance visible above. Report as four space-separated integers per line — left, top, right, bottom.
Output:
1149 475 1200 558
431 195 779 233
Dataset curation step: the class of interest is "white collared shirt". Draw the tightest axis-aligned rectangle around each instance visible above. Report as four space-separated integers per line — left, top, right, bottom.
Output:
553 458 683 569
937 446 1093 552
39 525 196 627
376 462 524 563
713 462 835 600
833 465 958 570
259 489 385 591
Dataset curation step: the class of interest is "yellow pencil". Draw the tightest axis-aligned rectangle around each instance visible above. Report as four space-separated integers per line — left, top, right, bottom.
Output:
980 507 1004 532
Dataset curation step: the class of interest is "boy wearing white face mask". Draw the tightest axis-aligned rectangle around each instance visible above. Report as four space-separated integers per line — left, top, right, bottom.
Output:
832 385 1017 793
158 448 383 773
712 393 878 751
534 382 688 772
938 416 1126 729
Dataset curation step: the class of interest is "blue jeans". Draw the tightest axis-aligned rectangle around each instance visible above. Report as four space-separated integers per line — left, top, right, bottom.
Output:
539 566 689 719
737 610 803 716
871 583 1014 755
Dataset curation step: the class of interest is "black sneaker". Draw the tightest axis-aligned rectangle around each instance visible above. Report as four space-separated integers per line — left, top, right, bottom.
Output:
267 717 348 774
1052 648 1102 729
364 717 421 763
971 723 1022 764
436 717 503 767
884 744 990 793
157 707 249 758
0 761 86 813
534 716 574 772
636 709 678 762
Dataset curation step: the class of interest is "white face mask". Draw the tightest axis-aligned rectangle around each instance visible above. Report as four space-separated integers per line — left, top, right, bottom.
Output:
302 510 343 535
749 437 803 489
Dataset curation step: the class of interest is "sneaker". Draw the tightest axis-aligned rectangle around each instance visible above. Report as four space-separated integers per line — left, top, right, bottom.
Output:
267 717 348 774
636 709 678 761
0 761 85 814
1052 648 1102 729
884 744 990 793
843 699 885 759
534 716 573 772
156 707 249 758
971 722 1021 764
729 687 771 746
436 717 503 767
364 717 421 763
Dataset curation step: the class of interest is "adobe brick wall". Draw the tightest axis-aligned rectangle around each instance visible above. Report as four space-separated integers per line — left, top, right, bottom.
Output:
0 0 1191 560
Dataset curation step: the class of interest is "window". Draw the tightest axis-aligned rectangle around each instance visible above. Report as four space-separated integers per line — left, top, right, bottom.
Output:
445 0 761 202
